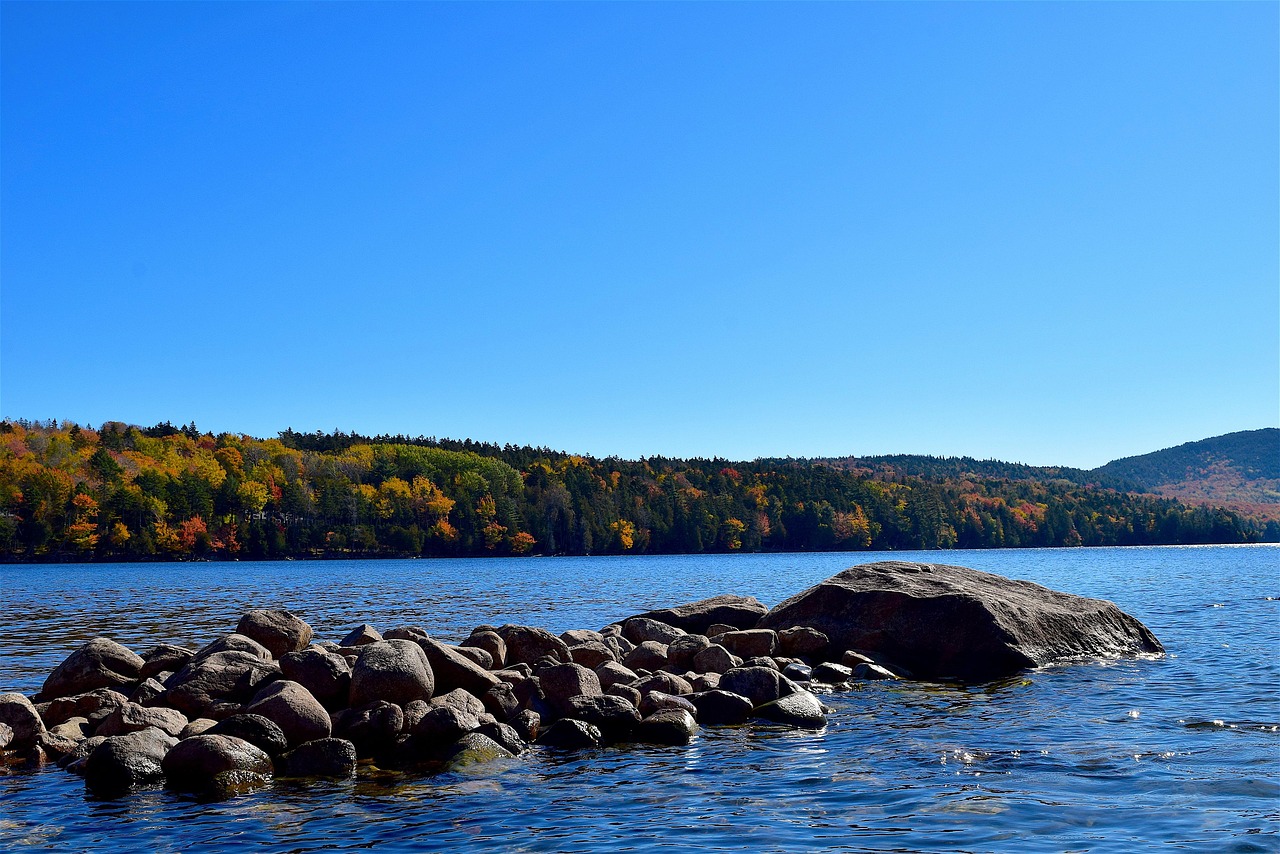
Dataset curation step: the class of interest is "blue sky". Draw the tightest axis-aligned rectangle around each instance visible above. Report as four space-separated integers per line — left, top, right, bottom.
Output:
2 2 1276 468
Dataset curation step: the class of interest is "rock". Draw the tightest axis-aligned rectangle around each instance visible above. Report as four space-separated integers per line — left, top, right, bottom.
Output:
496 625 569 667
461 631 506 668
39 638 144 700
84 727 176 797
180 718 218 739
744 656 779 671
431 688 489 719
718 667 798 707
245 680 331 746
634 709 697 745
280 648 351 710
140 645 195 680
782 662 813 682
418 638 500 697
0 721 12 749
349 640 434 708
38 731 78 759
453 645 493 670
236 609 313 659
208 714 290 757
665 634 712 670
0 693 46 749
206 770 273 801
440 732 515 770
339 624 383 647
129 678 166 705
852 663 899 680
49 716 92 740
691 673 721 692
568 641 616 669
481 682 519 721
538 663 602 715
194 634 273 663
594 661 639 690
162 734 273 796
42 688 128 728
622 618 685 645
759 561 1165 682
841 650 876 668
536 718 601 750
97 702 187 738
59 735 107 773
563 695 641 742
639 691 698 719
606 684 643 707
632 672 693 696
811 662 854 684
692 644 740 675
335 701 404 756
160 650 281 719
706 623 738 637
277 737 357 778
777 627 830 659
754 690 827 729
718 629 778 658
628 595 768 634
412 705 479 746
689 690 754 725
623 641 669 672
560 629 606 646
475 722 525 756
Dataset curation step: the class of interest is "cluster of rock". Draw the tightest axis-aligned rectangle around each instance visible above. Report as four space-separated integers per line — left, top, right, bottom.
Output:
0 561 1164 802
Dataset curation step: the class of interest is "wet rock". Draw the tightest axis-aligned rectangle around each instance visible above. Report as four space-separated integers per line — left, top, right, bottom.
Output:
594 661 639 690
692 644 740 675
236 609 313 659
536 718 601 750
0 693 46 749
84 727 177 797
754 690 827 729
42 688 128 728
639 691 697 719
245 680 332 746
162 734 272 795
759 560 1165 682
60 735 107 773
206 770 272 801
476 722 526 756
496 625 569 667
334 701 404 756
339 624 383 647
563 694 641 742
442 732 515 770
208 714 290 757
509 709 540 743
777 627 829 660
140 645 195 680
568 641 616 669
718 629 778 658
718 667 799 707
841 650 876 668
418 638 500 697
623 641 669 672
349 640 434 708
622 617 685 645
811 662 854 684
461 631 506 668
689 690 754 725
852 663 899 680
280 648 351 711
277 737 357 778
0 721 11 749
634 709 697 745
628 595 769 634
161 650 281 719
97 702 187 738
39 638 144 700
538 663 602 715
782 662 813 682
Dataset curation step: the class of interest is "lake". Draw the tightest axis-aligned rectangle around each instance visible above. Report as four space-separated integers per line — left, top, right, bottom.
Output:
1 545 1277 852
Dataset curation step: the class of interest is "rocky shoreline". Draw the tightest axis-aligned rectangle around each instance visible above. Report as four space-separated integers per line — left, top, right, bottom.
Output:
0 561 1164 801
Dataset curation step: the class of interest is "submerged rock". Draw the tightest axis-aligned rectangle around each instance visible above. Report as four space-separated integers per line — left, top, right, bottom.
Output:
760 561 1165 683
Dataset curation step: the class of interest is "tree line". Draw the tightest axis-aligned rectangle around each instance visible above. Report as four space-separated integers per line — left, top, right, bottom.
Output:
0 419 1271 563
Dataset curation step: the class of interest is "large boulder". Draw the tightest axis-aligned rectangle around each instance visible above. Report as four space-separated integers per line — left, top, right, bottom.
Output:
417 638 501 697
83 727 177 797
495 625 569 667
235 610 313 659
718 667 798 707
279 648 351 710
208 714 289 757
461 631 506 669
244 680 331 746
0 693 46 749
538 663 602 716
96 702 187 738
161 734 272 795
39 638 144 700
349 640 434 708
627 595 768 634
753 690 827 729
277 737 357 778
759 561 1165 682
158 650 280 719
140 645 195 680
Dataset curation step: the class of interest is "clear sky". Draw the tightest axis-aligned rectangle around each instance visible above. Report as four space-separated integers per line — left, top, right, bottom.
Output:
2 2 1276 469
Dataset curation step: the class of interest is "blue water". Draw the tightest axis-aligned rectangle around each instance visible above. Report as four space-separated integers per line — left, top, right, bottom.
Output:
1 545 1277 852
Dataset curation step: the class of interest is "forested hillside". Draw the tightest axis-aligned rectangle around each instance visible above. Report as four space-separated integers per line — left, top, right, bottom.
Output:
0 420 1271 562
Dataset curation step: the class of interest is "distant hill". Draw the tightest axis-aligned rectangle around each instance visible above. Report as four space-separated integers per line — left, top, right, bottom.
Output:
1091 429 1280 521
